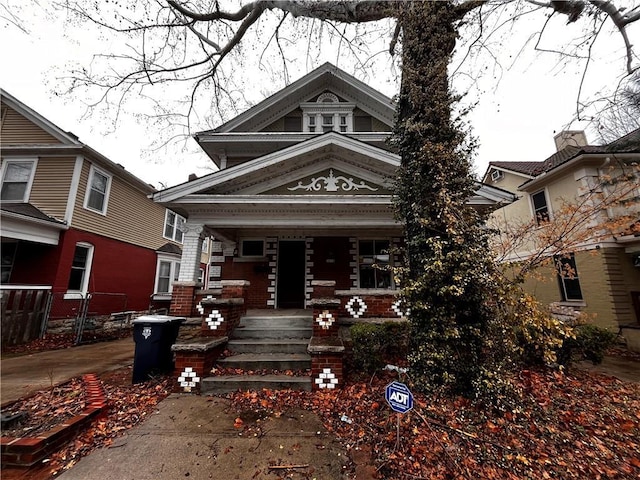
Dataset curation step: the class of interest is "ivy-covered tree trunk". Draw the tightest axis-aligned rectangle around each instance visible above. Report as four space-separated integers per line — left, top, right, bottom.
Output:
393 1 500 395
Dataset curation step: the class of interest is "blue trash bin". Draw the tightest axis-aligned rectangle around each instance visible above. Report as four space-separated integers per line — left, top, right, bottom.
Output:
132 315 185 383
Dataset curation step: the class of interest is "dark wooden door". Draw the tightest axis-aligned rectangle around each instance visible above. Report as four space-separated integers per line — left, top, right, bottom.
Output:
277 241 306 309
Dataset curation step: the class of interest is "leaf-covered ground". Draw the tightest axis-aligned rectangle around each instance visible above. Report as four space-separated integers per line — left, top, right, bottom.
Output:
2 360 639 479
226 368 640 479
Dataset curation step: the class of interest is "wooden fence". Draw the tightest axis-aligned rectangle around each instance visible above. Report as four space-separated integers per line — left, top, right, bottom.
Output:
0 286 52 347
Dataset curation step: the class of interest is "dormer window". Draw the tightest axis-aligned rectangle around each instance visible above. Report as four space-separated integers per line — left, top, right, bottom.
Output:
322 114 334 132
301 92 355 134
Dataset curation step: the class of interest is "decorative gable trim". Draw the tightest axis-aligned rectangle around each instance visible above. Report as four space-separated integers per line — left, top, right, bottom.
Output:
153 132 400 202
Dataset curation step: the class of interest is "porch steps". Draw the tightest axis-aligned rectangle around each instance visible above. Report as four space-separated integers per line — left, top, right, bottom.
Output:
217 353 311 370
227 338 309 354
201 313 313 394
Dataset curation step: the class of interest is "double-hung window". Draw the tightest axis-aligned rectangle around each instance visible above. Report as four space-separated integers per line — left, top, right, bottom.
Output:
1 159 37 202
84 166 111 214
555 253 583 301
67 243 94 294
164 210 185 243
531 190 549 225
358 240 391 289
155 258 181 295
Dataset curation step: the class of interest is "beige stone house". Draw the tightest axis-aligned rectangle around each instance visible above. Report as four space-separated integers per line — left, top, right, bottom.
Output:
482 129 640 348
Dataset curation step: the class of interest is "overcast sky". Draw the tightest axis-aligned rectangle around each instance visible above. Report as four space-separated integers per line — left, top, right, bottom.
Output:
1 1 637 189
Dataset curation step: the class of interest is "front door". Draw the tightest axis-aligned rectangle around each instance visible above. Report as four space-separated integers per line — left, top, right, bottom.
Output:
277 240 306 309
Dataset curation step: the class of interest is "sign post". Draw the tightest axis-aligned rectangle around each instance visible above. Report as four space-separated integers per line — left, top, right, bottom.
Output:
385 381 414 447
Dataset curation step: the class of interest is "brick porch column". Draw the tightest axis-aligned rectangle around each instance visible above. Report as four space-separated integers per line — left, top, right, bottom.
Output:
169 281 199 316
308 280 345 390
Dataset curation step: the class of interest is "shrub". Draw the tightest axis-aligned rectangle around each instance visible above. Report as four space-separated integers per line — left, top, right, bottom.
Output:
557 324 617 365
349 322 410 374
507 293 574 367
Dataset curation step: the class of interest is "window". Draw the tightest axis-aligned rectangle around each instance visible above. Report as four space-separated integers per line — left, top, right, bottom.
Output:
322 114 334 133
555 253 583 301
1 159 36 202
84 166 111 214
67 243 94 294
301 93 354 133
241 239 265 257
155 259 180 294
358 240 391 289
164 210 185 243
531 190 549 225
339 115 348 132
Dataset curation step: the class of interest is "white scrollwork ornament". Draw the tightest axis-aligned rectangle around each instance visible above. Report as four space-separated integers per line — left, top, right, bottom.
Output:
288 169 378 193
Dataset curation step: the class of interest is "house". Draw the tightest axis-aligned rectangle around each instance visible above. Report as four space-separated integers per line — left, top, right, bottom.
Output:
482 129 640 348
0 90 204 336
152 63 516 318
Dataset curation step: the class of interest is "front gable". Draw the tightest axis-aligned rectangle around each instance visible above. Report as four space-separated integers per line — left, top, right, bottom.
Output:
211 63 395 135
154 132 399 202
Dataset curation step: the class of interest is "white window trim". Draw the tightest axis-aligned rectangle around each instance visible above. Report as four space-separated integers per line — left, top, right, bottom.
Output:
300 100 355 134
357 238 393 289
0 157 38 202
64 242 94 298
240 238 266 258
163 209 186 244
529 188 551 224
83 165 112 215
153 254 181 298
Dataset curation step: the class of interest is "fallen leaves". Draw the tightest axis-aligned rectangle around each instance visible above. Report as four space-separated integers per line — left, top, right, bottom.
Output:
226 367 640 479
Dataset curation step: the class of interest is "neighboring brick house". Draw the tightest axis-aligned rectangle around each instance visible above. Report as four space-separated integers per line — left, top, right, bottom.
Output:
482 129 640 347
0 90 207 317
152 63 516 317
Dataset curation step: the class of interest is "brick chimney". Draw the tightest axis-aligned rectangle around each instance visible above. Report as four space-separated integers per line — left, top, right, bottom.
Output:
554 130 588 151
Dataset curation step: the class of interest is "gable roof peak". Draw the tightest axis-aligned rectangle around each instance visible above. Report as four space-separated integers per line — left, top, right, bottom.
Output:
199 62 395 135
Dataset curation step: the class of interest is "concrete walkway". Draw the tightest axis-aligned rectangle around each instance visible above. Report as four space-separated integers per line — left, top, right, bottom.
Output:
1 338 134 405
576 355 640 383
57 394 349 480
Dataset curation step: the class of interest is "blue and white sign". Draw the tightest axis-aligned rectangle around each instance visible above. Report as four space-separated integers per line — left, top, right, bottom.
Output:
385 381 414 413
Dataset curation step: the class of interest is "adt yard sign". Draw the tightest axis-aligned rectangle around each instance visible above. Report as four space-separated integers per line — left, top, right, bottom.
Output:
385 381 414 413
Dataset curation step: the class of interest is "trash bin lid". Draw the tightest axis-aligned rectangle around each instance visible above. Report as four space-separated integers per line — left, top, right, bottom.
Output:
132 315 186 324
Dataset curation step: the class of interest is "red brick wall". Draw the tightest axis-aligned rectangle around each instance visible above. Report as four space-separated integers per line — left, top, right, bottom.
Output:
311 237 352 290
337 292 400 318
222 258 270 308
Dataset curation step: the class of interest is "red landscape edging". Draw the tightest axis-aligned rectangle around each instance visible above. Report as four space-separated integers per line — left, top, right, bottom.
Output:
0 374 107 467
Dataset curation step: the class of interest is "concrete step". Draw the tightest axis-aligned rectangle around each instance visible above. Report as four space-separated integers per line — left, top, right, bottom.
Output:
231 326 312 339
239 315 312 328
201 374 311 394
217 353 311 371
227 338 309 354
